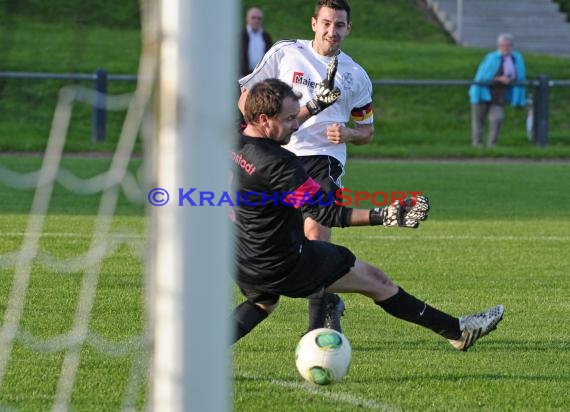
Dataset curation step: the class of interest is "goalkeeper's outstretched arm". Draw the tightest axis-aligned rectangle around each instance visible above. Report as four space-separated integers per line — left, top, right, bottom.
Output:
298 183 430 229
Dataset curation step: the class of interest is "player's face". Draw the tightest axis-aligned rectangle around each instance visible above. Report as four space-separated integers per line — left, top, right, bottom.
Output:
311 7 351 56
268 97 300 145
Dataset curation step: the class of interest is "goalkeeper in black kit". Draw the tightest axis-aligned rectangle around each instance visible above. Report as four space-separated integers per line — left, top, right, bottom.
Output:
231 78 504 351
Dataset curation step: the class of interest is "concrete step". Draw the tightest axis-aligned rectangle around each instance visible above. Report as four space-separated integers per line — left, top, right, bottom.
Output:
464 35 570 51
463 39 570 52
425 0 570 57
436 5 561 16
466 43 570 56
437 7 566 22
435 0 559 10
461 26 570 35
458 15 568 24
464 33 570 41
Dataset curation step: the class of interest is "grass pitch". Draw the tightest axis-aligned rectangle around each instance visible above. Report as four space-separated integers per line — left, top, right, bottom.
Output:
234 160 570 411
1 157 569 411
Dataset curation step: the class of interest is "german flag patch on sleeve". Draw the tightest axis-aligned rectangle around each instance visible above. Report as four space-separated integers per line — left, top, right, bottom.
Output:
350 103 373 122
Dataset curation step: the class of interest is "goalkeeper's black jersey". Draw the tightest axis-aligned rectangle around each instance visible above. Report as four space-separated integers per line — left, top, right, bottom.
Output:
233 135 350 288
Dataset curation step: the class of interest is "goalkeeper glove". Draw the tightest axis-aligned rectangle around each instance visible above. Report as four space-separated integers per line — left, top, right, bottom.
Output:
306 56 341 116
369 195 430 228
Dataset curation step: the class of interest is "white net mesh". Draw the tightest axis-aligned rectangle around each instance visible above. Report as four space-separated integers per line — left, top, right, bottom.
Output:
0 1 158 409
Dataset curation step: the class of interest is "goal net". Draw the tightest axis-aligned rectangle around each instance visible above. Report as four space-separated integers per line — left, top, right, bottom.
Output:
0 0 235 410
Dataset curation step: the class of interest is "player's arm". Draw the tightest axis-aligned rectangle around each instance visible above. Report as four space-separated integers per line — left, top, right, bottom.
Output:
239 57 341 124
326 98 375 145
326 122 374 145
302 193 429 229
284 170 429 229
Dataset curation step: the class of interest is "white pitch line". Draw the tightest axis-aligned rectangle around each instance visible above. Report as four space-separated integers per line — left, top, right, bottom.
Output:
346 235 570 241
0 232 146 239
2 233 567 241
237 372 401 411
268 378 402 411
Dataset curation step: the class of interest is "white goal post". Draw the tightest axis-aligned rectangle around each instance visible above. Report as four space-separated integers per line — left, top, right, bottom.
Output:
151 0 237 411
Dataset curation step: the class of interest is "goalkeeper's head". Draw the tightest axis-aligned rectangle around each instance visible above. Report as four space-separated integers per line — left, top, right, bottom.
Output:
243 79 301 145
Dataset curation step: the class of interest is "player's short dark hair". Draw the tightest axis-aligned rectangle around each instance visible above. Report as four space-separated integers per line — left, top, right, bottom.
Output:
244 79 301 123
314 0 351 22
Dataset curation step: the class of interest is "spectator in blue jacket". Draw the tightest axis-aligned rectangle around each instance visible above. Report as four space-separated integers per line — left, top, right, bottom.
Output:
469 33 526 147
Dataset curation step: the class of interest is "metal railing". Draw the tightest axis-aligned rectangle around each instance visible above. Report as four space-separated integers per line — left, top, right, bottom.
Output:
0 69 137 142
1 70 569 146
373 76 570 147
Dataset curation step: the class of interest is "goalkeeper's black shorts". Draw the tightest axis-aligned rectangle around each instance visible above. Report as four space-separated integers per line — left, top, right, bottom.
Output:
237 239 356 305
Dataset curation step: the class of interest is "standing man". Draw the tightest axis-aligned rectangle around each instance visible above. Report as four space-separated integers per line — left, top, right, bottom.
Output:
232 78 505 353
240 7 273 77
238 0 374 333
469 33 527 148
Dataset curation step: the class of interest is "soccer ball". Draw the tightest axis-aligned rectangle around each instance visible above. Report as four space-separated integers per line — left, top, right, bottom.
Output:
295 328 352 385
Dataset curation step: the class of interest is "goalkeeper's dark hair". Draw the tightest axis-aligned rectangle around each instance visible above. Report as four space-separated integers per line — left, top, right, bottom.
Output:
244 79 301 124
314 0 351 22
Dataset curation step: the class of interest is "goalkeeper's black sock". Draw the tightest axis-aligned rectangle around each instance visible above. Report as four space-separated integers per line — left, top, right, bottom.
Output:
307 293 327 331
376 288 461 340
307 292 338 331
232 301 269 343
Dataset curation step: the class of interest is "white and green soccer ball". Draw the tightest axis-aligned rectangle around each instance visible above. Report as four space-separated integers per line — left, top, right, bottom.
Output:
295 328 352 385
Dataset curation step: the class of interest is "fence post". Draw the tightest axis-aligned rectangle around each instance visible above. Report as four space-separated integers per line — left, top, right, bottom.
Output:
92 68 107 142
533 74 549 147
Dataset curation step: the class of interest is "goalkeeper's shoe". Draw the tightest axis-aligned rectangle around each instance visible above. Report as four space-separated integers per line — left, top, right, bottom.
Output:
324 295 345 333
448 304 504 351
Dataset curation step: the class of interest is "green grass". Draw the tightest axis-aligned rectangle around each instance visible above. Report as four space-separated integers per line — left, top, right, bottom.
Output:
245 0 449 43
2 156 570 410
0 18 141 152
0 156 146 412
234 159 570 411
1 0 570 408
2 0 570 156
1 0 140 28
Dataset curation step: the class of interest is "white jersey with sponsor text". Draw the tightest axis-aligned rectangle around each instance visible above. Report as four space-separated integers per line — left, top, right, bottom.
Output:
239 39 374 165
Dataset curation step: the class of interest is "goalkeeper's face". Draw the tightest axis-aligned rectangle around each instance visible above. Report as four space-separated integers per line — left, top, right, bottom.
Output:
267 97 300 145
311 6 351 57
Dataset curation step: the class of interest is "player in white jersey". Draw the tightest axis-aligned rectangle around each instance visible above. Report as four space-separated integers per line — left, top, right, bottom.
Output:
240 38 373 165
238 0 374 334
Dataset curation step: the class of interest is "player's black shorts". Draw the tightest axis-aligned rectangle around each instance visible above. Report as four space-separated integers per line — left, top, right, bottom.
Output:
298 155 344 218
237 239 356 304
